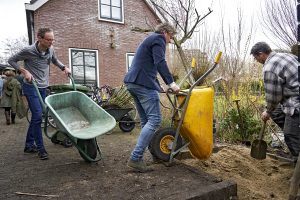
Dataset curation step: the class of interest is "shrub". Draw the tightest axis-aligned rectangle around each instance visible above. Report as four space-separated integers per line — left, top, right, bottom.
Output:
219 106 262 142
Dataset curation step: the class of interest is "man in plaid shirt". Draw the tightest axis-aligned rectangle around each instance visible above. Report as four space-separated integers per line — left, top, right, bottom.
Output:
251 42 300 162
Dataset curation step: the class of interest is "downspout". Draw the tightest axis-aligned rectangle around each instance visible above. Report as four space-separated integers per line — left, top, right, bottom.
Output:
25 9 34 45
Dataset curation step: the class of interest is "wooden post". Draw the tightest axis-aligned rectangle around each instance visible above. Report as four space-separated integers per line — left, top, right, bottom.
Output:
288 154 300 199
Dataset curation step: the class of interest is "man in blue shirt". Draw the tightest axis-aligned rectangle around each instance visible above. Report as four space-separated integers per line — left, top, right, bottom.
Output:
124 23 180 172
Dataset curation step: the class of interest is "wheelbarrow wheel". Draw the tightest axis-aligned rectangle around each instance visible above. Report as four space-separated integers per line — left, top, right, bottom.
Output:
149 128 183 162
119 116 135 132
77 139 97 162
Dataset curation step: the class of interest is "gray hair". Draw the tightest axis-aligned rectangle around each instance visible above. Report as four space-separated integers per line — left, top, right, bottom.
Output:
250 42 272 55
155 23 176 35
37 28 53 38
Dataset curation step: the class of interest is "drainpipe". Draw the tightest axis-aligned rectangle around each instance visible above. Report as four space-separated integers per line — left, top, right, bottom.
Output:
25 9 34 45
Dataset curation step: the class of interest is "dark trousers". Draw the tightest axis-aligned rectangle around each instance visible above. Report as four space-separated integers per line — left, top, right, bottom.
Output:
271 105 300 158
22 82 46 151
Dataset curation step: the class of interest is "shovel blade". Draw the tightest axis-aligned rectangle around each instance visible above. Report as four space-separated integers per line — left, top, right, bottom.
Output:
250 139 267 160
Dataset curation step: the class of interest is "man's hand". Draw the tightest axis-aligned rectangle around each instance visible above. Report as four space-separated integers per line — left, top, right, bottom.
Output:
19 68 33 82
169 82 180 94
63 67 71 75
261 111 270 122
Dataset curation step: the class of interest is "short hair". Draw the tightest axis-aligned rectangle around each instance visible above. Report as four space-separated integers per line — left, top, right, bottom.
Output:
250 42 272 55
155 23 177 35
37 28 53 38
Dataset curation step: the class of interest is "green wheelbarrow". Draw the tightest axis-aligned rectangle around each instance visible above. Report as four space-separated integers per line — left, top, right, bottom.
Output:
33 76 116 162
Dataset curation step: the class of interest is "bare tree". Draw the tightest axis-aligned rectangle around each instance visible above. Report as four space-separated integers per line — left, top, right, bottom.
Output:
260 0 297 49
0 36 28 64
217 5 254 97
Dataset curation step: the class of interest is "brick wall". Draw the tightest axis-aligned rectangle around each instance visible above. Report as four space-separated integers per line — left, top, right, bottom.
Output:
33 0 160 87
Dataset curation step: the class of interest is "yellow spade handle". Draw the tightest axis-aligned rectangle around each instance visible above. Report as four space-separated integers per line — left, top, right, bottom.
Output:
191 58 196 68
214 52 222 64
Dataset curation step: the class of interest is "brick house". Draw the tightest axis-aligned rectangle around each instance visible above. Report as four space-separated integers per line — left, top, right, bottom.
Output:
25 0 161 87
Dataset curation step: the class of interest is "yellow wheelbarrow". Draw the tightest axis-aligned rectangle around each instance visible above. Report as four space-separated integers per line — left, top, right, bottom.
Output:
149 52 222 163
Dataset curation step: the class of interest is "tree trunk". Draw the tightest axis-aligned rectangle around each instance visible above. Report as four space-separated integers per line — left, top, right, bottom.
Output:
174 40 195 84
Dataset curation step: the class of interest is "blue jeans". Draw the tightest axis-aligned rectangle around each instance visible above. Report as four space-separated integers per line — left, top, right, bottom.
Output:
126 83 162 161
23 82 46 151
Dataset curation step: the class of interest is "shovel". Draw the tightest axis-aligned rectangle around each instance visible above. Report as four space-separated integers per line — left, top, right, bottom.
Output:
250 121 267 160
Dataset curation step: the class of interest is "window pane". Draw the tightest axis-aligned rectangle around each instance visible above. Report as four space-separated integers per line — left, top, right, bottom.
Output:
111 0 120 7
101 0 110 5
73 65 84 82
71 49 97 85
128 55 134 69
85 66 96 81
112 7 121 20
101 5 111 18
72 51 83 65
84 52 96 67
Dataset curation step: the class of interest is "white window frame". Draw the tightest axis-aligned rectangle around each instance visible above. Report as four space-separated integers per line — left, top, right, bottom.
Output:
68 48 100 87
126 53 135 72
98 0 124 24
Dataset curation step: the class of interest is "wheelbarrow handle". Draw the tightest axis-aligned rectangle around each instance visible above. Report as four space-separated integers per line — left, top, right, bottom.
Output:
68 74 77 91
31 78 47 112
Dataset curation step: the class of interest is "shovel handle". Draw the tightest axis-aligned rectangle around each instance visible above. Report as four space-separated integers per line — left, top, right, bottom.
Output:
258 121 267 140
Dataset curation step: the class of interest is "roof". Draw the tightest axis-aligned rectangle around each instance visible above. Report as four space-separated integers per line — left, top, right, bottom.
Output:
25 0 48 11
25 0 163 22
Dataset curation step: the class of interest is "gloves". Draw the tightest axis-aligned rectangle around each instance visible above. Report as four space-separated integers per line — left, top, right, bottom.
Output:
169 82 180 93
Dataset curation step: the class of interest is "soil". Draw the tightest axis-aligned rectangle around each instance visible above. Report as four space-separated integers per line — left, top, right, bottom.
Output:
0 114 296 200
182 145 295 199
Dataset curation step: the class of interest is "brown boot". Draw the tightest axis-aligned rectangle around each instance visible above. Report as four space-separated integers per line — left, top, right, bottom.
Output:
5 111 10 125
11 112 16 124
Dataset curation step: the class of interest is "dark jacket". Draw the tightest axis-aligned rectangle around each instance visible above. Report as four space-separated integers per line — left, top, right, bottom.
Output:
124 33 174 91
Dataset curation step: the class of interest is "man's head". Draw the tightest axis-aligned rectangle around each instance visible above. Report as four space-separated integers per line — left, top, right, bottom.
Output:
4 68 16 77
155 23 176 43
250 42 272 64
37 28 54 49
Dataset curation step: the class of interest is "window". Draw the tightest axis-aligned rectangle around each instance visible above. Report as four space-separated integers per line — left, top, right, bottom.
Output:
126 53 135 71
99 0 124 23
69 48 99 86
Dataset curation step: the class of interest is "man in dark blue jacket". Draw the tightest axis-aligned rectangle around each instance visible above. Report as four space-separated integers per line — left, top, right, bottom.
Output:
124 23 180 172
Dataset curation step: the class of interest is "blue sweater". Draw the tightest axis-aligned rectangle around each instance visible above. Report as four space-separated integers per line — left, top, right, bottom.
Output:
124 33 174 91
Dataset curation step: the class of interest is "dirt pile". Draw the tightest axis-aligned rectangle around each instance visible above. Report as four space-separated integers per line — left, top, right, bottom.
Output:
182 145 294 199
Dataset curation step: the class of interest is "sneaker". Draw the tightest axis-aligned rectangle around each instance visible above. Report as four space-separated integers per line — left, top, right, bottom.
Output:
38 150 48 160
127 159 153 173
24 146 38 154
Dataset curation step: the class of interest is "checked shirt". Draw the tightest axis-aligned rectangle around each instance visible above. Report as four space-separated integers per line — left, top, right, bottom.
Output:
263 52 299 116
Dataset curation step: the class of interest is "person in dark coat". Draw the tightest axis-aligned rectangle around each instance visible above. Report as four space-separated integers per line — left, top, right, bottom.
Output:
0 68 22 125
124 23 180 172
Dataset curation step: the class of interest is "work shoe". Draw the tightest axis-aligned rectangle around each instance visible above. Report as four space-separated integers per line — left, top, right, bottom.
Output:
127 159 153 173
24 146 38 154
38 150 48 160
